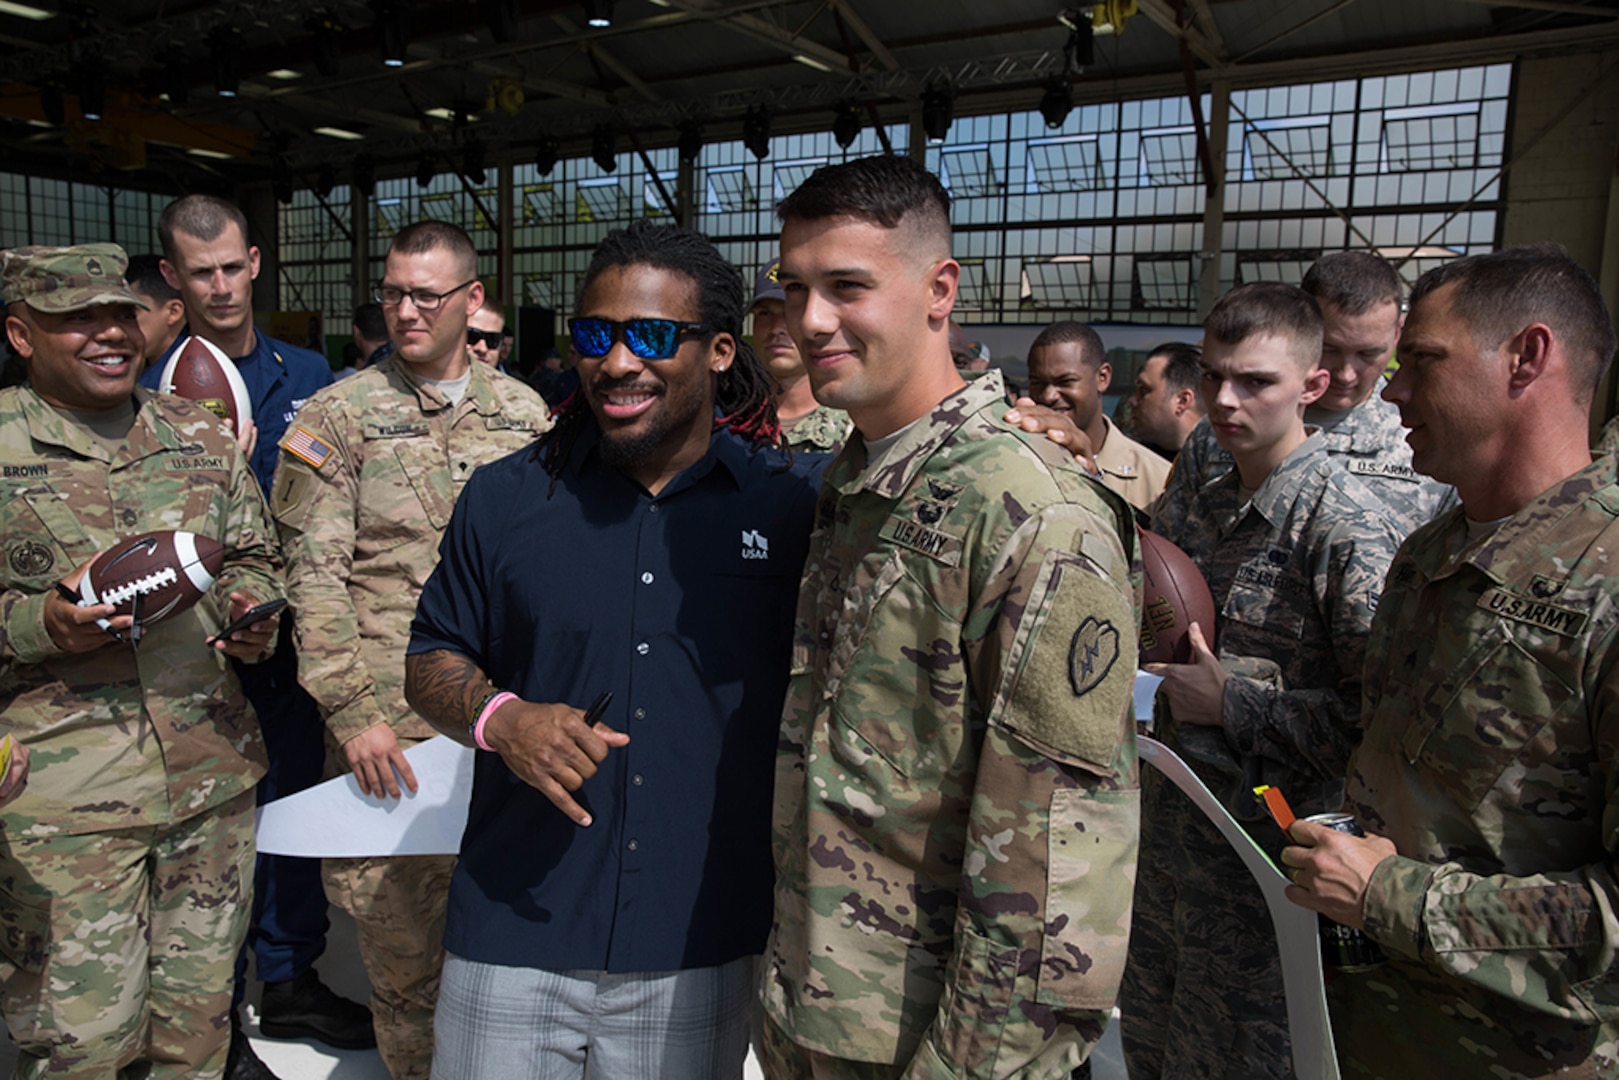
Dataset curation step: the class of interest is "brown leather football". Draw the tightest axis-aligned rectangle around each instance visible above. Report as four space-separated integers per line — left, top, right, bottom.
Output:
1137 527 1218 665
158 335 253 429
78 530 225 627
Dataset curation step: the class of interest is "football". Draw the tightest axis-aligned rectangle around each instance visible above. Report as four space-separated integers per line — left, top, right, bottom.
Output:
1137 527 1218 665
157 336 253 429
78 530 225 627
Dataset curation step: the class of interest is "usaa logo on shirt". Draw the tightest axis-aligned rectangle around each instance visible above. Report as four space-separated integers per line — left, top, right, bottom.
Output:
741 529 770 560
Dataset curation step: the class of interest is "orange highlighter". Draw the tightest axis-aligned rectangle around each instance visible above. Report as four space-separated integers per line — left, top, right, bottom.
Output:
1254 785 1296 833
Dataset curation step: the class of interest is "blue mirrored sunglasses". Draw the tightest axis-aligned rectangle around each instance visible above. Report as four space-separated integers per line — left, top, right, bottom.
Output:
568 317 709 360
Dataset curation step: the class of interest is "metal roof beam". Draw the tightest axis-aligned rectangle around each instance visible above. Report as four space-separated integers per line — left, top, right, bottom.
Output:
657 0 850 73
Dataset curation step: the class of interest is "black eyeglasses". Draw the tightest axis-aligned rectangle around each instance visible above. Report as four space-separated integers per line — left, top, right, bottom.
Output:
374 279 476 311
466 328 504 348
568 317 710 360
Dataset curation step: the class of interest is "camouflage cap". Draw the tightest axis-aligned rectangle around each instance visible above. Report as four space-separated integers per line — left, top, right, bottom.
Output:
0 243 148 314
751 258 785 308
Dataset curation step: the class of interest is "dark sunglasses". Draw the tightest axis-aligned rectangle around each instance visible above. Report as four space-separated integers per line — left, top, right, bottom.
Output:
466 328 504 348
568 317 709 360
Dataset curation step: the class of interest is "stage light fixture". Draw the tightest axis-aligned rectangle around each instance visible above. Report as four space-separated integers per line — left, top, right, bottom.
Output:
677 119 702 163
353 154 376 197
164 64 190 106
417 153 436 188
212 30 241 97
316 163 336 198
38 83 64 125
535 133 560 176
592 124 616 173
462 140 487 184
743 104 771 161
921 85 954 143
1039 77 1073 129
311 14 342 78
485 0 519 42
373 1 408 68
77 63 105 120
832 102 861 149
583 0 612 28
272 158 294 205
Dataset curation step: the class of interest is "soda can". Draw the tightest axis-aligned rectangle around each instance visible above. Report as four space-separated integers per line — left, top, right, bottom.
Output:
1306 812 1386 972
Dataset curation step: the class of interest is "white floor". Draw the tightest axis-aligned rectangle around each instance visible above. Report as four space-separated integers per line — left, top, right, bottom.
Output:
0 907 1126 1078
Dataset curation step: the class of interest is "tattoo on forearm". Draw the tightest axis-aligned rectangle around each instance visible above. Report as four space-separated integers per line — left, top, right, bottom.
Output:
405 649 494 734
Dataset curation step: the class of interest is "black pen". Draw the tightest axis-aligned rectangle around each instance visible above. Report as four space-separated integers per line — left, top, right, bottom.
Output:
581 691 613 725
53 581 125 644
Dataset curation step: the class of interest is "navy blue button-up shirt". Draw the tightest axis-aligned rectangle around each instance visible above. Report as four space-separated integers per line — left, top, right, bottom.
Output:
408 422 824 972
141 328 333 496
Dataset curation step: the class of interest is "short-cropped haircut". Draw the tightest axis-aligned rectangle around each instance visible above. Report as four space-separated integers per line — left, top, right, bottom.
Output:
776 155 951 255
1205 282 1323 367
1030 321 1105 369
1148 342 1203 396
1302 251 1404 317
1410 244 1616 401
389 221 478 278
158 195 250 261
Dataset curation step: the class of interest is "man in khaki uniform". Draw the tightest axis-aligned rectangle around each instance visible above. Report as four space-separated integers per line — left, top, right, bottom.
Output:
1027 320 1169 513
0 244 282 1080
270 222 551 1080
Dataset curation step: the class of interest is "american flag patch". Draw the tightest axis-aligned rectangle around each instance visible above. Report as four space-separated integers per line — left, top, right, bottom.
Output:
283 426 334 469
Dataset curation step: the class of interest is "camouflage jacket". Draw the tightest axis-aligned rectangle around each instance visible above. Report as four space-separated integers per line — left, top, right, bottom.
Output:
1094 415 1170 513
1596 415 1619 455
1161 381 1454 536
1335 452 1619 1076
1151 432 1401 836
0 386 281 835
781 403 850 454
271 356 551 743
765 371 1142 1078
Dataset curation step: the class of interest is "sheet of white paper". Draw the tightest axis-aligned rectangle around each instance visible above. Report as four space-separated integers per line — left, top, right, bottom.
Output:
1133 668 1163 721
255 735 475 857
1138 735 1340 1080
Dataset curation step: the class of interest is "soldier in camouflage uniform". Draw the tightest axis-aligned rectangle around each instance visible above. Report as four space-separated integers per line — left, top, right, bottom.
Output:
270 222 550 1080
1596 414 1618 455
1284 246 1619 1076
1162 251 1452 535
763 155 1141 1080
1123 283 1401 1079
0 244 283 1079
749 257 850 454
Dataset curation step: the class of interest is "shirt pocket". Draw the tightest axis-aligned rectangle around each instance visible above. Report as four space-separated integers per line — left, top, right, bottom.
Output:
0 483 95 591
1221 580 1307 646
1403 624 1576 814
393 440 456 531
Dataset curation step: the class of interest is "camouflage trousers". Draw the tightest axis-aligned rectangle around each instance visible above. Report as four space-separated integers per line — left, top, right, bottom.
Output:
0 790 255 1080
759 1016 905 1080
324 853 454 1080
1118 774 1291 1080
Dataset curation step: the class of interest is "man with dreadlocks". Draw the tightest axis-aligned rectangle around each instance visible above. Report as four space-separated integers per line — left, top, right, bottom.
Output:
403 219 822 1078
761 154 1142 1079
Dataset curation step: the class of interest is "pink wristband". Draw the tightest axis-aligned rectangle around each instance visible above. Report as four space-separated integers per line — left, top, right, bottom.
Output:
473 691 518 751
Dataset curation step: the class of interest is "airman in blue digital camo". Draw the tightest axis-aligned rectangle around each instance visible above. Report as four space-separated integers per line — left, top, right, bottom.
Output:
1124 282 1400 1079
1161 251 1453 535
1285 244 1619 1077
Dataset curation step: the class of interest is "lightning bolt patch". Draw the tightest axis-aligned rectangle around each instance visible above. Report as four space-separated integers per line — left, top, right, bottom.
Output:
1068 616 1120 697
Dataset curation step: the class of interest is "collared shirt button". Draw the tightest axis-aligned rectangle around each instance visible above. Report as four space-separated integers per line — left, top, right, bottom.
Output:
641 572 654 585
649 503 660 513
627 838 639 851
633 707 646 719
632 773 644 786
636 642 649 656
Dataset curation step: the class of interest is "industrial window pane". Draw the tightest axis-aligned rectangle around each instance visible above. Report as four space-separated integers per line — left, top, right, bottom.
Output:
1133 257 1195 310
421 192 461 224
522 273 556 308
577 179 627 222
1244 121 1332 179
1139 129 1199 186
1381 107 1479 171
704 167 753 212
1026 137 1104 193
644 171 678 217
1021 258 1099 308
941 146 997 197
521 184 558 224
1237 251 1318 285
